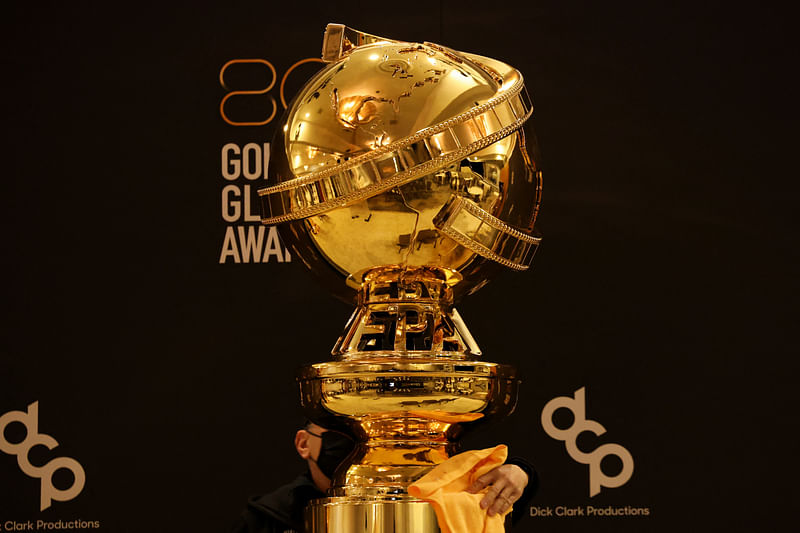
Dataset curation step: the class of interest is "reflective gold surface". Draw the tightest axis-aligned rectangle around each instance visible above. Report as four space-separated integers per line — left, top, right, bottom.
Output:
259 73 531 224
260 24 543 532
296 269 519 532
260 24 542 301
299 360 517 433
434 195 541 271
299 356 517 531
306 497 440 533
332 266 481 359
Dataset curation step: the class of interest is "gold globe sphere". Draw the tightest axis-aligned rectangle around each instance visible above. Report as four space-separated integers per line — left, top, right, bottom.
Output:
261 26 542 303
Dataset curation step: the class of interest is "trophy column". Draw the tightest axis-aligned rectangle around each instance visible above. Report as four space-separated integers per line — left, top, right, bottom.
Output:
299 267 518 533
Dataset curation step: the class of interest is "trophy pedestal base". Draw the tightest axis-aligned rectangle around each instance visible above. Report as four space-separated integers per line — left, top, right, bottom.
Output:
305 496 440 533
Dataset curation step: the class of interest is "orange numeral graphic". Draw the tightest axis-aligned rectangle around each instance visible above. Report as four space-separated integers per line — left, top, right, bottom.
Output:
219 59 277 126
220 58 326 126
279 58 325 109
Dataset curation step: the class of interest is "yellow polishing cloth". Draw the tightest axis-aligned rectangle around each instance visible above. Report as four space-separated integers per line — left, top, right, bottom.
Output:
408 445 509 533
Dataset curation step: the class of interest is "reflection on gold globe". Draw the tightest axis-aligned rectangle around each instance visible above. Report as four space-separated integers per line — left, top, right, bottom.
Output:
260 25 542 303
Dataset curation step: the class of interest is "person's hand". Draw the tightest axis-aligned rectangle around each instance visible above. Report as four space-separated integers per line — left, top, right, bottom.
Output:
467 464 529 517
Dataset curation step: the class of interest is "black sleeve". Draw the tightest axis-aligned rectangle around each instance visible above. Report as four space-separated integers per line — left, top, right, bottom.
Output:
506 456 539 527
229 506 284 533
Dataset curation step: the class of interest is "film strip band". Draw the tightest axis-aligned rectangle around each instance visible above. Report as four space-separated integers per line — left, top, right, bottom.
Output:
322 23 390 62
258 76 532 225
433 196 541 271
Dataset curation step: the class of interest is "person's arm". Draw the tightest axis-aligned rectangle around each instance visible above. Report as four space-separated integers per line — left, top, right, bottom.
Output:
505 456 539 526
466 456 539 526
230 513 279 533
229 496 286 533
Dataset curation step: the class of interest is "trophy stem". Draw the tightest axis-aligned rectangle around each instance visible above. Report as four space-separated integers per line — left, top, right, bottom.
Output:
299 266 518 532
332 265 481 360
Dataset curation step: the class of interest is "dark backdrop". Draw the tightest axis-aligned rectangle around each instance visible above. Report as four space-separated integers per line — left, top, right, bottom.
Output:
1 1 795 532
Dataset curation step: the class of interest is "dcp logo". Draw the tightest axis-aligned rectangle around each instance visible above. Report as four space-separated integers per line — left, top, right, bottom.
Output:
541 387 634 497
0 401 86 510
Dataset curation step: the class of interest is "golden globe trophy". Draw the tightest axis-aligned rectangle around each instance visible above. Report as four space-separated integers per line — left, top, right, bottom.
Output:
259 24 542 533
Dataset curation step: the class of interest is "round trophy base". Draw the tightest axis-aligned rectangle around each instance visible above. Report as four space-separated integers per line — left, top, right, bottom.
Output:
305 496 440 533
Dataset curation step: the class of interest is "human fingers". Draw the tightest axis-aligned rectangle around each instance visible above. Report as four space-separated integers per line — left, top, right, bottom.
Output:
501 464 530 494
480 479 507 510
487 485 519 517
467 469 499 494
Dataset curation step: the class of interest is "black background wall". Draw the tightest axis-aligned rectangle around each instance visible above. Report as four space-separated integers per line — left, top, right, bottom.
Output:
1 1 795 532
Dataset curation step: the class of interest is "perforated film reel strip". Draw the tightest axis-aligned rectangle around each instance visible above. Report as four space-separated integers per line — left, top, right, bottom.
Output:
433 196 541 271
